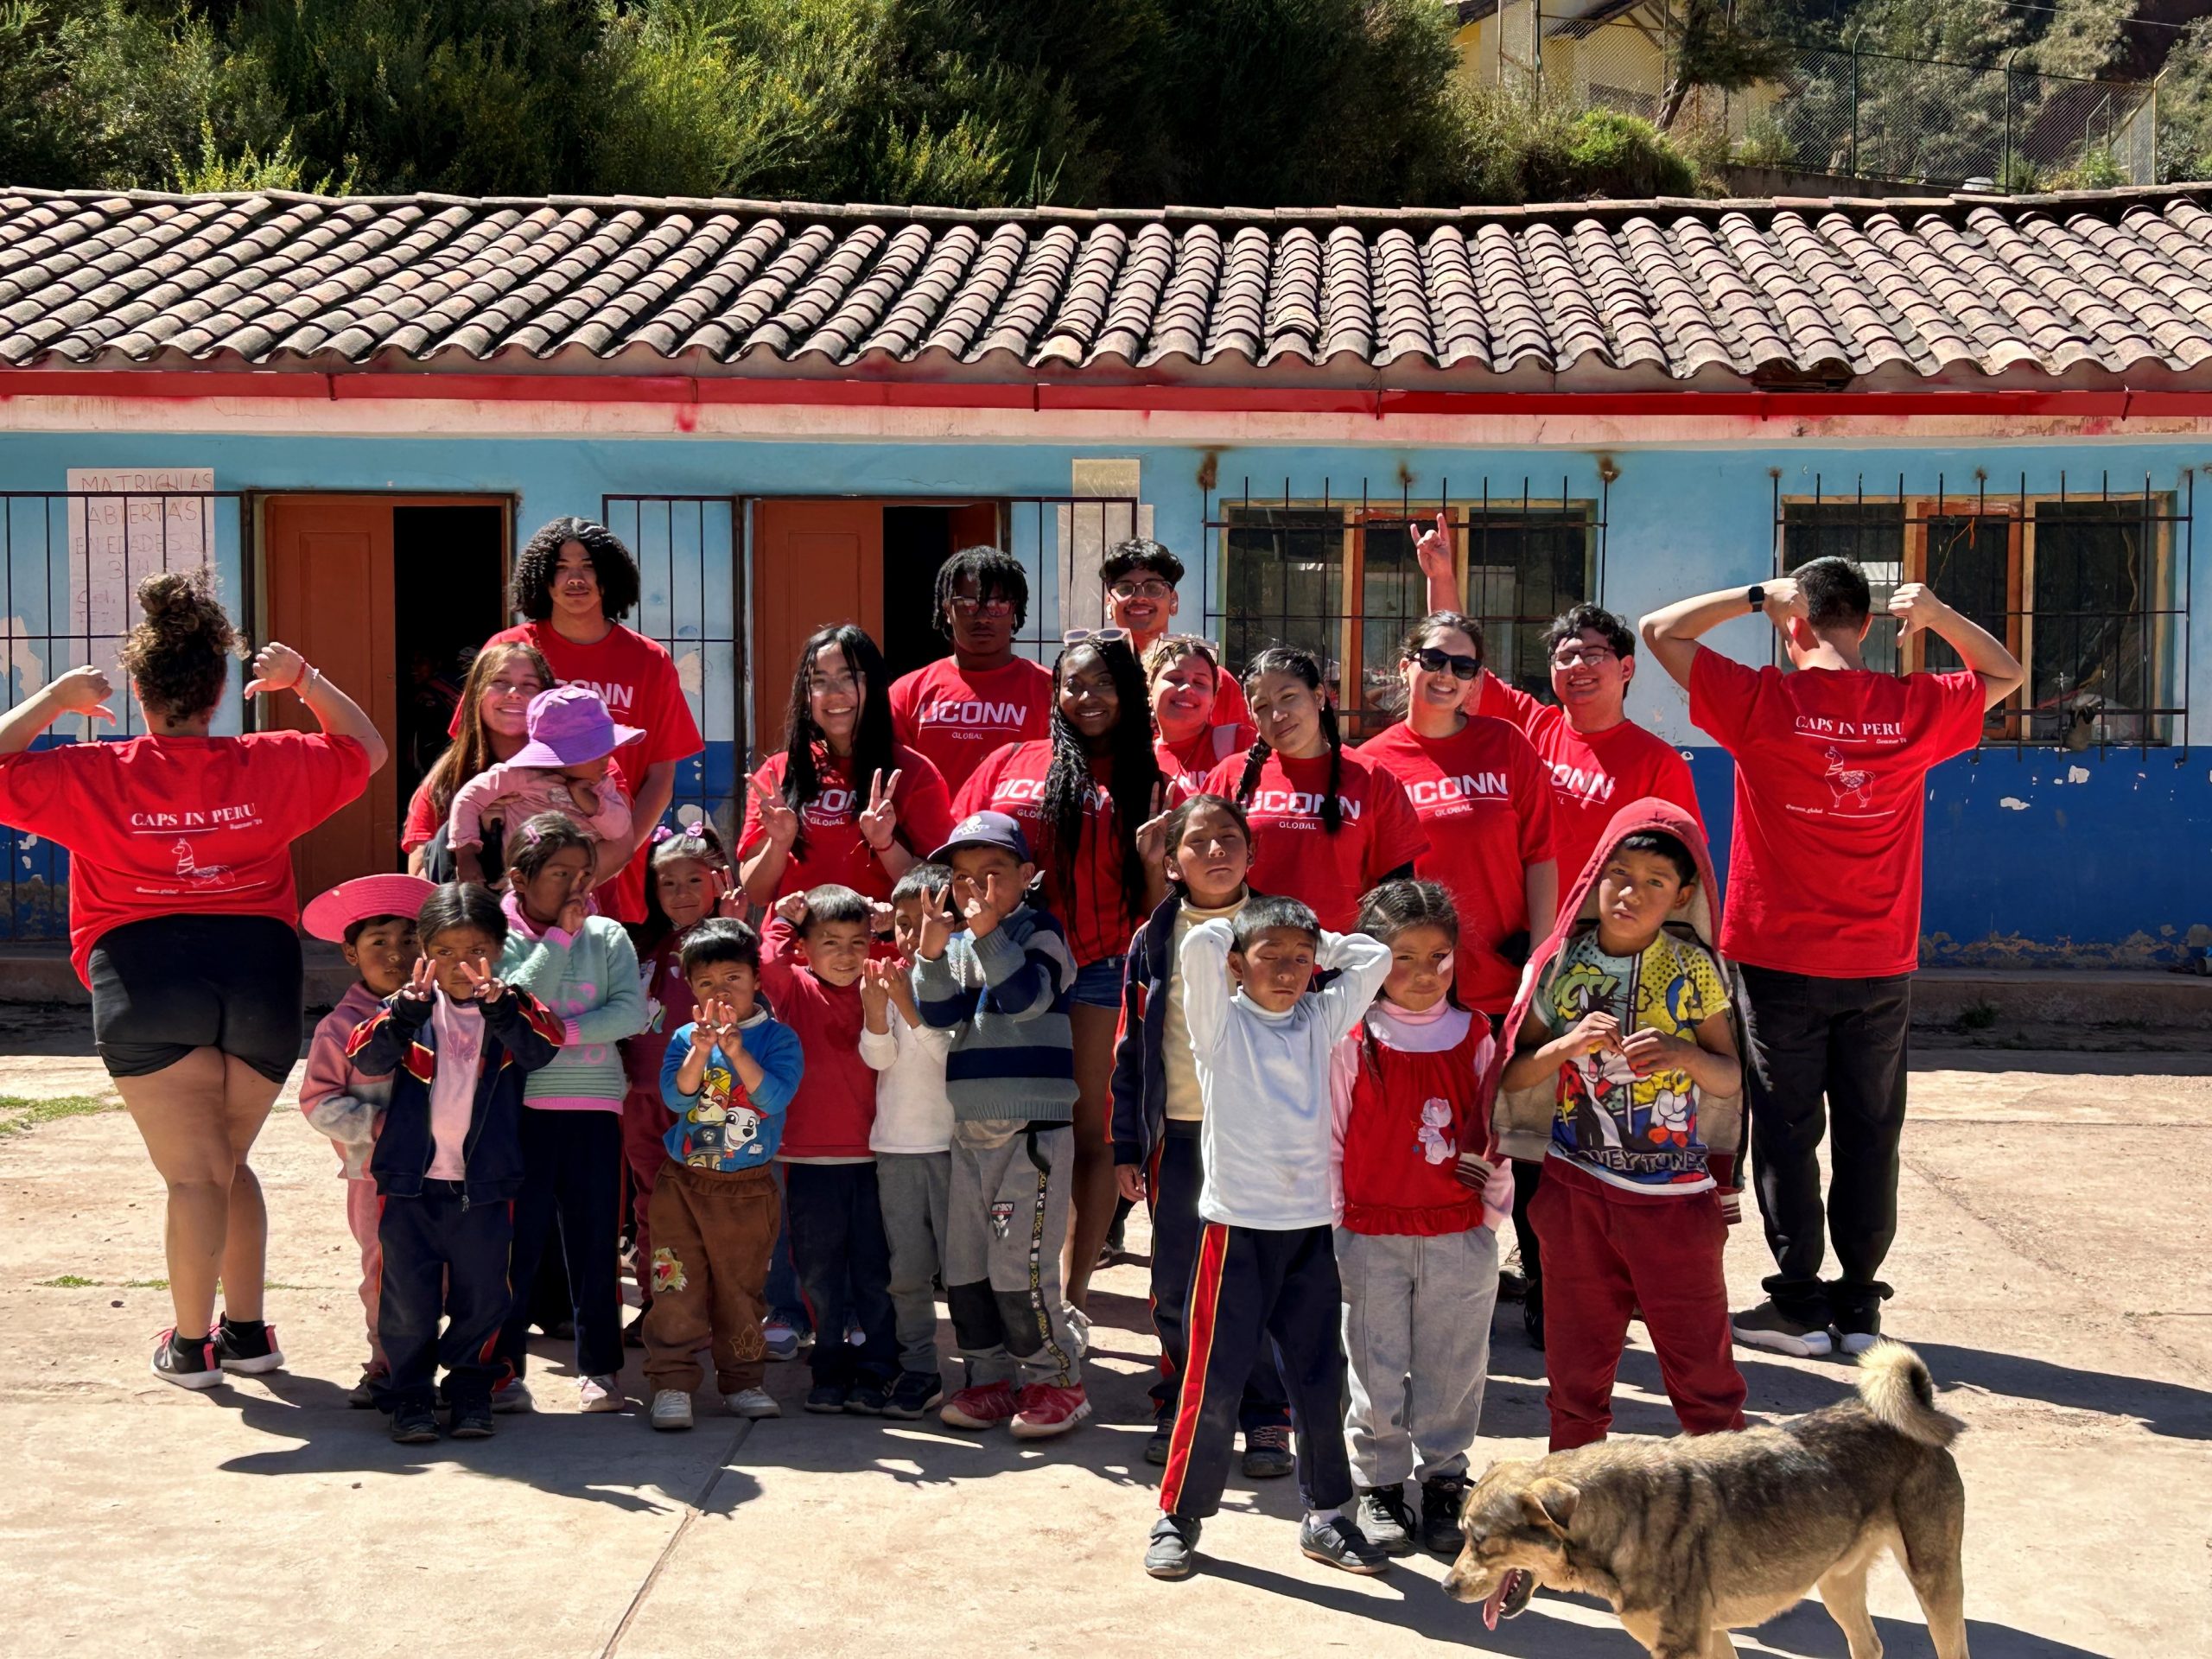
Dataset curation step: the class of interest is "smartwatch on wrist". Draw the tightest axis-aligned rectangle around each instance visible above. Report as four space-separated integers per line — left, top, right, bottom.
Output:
1746 584 1766 613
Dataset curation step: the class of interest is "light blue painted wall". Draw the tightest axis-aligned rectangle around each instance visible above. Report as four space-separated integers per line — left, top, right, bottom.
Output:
1 424 2204 963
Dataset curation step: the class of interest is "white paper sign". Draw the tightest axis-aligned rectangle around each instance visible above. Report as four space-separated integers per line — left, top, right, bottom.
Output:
65 467 215 707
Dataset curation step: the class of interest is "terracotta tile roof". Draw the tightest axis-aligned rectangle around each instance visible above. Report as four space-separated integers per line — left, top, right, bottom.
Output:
3 183 2212 388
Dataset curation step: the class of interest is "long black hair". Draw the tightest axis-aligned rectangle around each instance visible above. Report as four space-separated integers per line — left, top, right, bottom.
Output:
1160 791 1253 898
512 517 641 622
779 624 900 859
1235 645 1344 835
1039 636 1161 925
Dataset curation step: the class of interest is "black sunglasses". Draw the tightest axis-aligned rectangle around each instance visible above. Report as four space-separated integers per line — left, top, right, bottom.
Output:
1412 645 1481 682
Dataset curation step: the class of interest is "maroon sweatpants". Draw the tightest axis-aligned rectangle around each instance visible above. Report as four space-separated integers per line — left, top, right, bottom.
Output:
622 1085 675 1303
1529 1168 1746 1451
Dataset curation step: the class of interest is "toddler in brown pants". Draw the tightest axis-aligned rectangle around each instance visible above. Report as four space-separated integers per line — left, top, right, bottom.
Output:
642 918 804 1430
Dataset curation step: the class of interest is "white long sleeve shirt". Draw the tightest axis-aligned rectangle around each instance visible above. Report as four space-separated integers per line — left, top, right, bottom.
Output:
859 1008 956 1155
1179 918 1393 1230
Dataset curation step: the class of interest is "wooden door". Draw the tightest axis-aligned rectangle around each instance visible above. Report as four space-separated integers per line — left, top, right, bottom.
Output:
262 498 398 894
751 500 883 742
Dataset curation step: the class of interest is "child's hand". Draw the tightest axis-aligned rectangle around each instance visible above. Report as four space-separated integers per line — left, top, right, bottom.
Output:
953 869 1014 938
869 899 897 938
709 866 747 919
1115 1164 1147 1204
858 957 895 1019
913 885 957 959
748 776 799 849
556 893 590 936
857 768 902 853
1565 1011 1621 1056
1134 782 1173 877
1619 1027 1690 1077
565 776 602 814
457 957 510 1006
702 997 745 1055
1452 1151 1497 1192
883 955 920 1022
396 957 436 1004
772 890 810 928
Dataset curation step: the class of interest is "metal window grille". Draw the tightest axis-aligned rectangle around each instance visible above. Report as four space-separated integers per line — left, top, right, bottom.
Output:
1774 474 2191 753
0 487 251 942
1204 478 1608 738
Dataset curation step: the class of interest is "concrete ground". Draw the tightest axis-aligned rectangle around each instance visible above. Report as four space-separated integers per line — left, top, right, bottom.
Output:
0 1022 2205 1659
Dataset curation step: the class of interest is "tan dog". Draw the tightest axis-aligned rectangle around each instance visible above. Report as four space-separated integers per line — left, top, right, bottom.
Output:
1443 1343 1968 1659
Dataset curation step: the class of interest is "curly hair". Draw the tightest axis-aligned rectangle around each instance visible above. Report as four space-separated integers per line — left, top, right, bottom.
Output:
1235 645 1344 835
1038 637 1161 933
778 625 900 860
512 517 641 622
418 641 558 821
931 545 1029 639
120 569 238 720
1541 602 1634 661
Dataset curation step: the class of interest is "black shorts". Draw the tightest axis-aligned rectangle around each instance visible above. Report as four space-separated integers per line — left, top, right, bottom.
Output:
89 915 304 1084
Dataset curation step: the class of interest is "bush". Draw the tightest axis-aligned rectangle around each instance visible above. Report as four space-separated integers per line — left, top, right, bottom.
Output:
1464 89 1701 203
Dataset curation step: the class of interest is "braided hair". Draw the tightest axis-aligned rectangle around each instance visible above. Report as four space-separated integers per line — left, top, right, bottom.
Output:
779 624 899 859
1038 636 1161 928
1234 645 1344 835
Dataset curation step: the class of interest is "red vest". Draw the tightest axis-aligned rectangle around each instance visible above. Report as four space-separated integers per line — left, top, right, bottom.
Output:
1339 1020 1491 1237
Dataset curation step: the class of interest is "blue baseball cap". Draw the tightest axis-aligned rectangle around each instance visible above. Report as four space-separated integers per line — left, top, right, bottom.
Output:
930 810 1033 864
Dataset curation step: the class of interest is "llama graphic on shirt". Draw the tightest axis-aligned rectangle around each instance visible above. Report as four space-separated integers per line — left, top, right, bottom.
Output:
1822 747 1874 809
171 837 232 885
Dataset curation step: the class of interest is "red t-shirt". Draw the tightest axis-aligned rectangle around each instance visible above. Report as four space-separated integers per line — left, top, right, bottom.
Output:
738 745 954 904
1524 707 1703 888
1211 669 1252 734
953 740 1179 966
888 655 1053 797
760 919 875 1159
1154 722 1257 795
0 732 372 985
1358 717 1556 1015
1690 651 1984 978
1203 747 1428 933
466 622 703 923
1476 671 1542 726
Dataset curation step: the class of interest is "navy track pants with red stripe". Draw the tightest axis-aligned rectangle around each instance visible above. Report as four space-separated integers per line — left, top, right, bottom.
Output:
1159 1221 1351 1522
373 1180 514 1414
1147 1126 1290 1430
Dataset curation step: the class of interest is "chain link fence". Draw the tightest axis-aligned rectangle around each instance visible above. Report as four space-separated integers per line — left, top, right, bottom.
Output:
1475 9 2157 189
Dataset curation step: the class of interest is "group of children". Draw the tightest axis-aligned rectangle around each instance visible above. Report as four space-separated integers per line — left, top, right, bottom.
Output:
291 672 1751 1585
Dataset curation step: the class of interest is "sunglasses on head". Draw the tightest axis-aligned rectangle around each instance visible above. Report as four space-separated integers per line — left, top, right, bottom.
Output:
1062 626 1131 647
1411 645 1481 681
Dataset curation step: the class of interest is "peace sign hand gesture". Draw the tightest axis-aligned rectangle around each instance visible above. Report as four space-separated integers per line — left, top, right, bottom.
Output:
913 882 958 960
858 767 902 853
952 869 1014 939
708 865 748 919
748 776 798 850
1409 510 1453 582
457 956 510 1007
397 956 438 1005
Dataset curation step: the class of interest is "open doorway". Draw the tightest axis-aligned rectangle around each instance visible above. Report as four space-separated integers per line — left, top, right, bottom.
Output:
882 503 1001 681
394 505 507 807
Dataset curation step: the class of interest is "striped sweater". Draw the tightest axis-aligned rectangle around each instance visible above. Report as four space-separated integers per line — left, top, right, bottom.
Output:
912 904 1077 1125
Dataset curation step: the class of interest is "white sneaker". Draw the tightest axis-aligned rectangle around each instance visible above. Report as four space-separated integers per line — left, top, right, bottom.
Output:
580 1374 626 1413
649 1389 694 1431
1730 1300 1834 1358
1838 1330 1882 1357
724 1387 780 1419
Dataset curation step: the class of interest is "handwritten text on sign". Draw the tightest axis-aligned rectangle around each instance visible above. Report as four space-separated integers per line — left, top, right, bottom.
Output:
64 468 215 718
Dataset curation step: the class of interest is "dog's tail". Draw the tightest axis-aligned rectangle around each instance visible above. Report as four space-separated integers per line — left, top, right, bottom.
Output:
1855 1341 1965 1448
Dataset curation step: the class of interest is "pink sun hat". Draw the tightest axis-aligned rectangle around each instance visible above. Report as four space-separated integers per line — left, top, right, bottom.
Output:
509 684 645 770
302 873 438 943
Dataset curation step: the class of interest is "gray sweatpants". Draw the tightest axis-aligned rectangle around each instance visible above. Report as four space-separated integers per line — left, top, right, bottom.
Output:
944 1121 1081 1389
1336 1224 1501 1486
877 1149 951 1377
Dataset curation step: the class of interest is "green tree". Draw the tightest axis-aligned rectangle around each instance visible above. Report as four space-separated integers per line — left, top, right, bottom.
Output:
1655 0 1791 131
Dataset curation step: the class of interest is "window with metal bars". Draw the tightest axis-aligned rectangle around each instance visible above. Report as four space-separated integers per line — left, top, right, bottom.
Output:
1207 481 1605 739
1776 475 2189 750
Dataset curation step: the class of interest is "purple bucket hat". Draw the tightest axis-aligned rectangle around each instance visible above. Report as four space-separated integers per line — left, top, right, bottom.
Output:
509 684 644 769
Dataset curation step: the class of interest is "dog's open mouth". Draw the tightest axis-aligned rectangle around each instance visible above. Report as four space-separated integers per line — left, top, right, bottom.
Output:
1483 1568 1535 1630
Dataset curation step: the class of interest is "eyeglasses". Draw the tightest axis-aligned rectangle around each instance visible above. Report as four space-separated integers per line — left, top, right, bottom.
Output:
1411 646 1481 681
1062 626 1131 647
1551 645 1618 669
950 595 1014 618
1108 579 1174 601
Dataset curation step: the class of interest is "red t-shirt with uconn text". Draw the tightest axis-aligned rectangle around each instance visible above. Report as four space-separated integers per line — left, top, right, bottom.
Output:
0 731 372 985
1358 716 1556 1015
739 746 954 904
1690 651 1984 978
953 740 1181 966
889 656 1053 797
1202 747 1429 933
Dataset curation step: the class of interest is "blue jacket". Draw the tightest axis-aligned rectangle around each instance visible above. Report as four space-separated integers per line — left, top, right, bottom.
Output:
1107 892 1184 1170
658 1010 803 1171
355 988 565 1204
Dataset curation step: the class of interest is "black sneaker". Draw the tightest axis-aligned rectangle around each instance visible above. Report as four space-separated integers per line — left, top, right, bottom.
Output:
1354 1484 1417 1557
448 1402 495 1440
1145 1417 1173 1466
1420 1475 1470 1554
1522 1279 1545 1351
1241 1423 1294 1479
1732 1298 1834 1358
804 1382 849 1414
1144 1514 1201 1580
390 1404 440 1445
882 1370 944 1421
844 1378 891 1415
213 1316 284 1376
1299 1513 1391 1575
151 1328 223 1391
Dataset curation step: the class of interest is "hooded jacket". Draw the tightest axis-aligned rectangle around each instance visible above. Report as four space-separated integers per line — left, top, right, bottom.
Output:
1483 796 1745 1195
